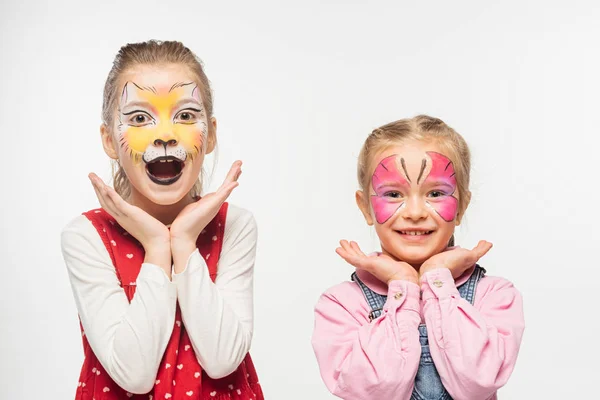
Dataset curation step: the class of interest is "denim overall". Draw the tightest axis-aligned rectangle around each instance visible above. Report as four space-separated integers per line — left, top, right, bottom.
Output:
352 265 485 400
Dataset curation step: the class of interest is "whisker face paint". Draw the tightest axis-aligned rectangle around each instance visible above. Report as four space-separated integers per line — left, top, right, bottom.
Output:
117 81 207 166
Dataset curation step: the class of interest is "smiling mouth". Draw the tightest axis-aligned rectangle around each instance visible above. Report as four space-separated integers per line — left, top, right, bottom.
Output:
396 230 434 236
145 156 184 185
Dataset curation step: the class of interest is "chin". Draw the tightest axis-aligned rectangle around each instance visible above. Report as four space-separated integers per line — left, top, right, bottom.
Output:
144 190 188 206
386 246 434 266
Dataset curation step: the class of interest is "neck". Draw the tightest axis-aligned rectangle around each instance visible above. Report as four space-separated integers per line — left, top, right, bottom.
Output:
128 188 195 226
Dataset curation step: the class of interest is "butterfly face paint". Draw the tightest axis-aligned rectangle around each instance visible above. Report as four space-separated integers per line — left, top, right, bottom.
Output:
370 151 459 224
371 155 410 224
422 152 458 222
117 81 207 165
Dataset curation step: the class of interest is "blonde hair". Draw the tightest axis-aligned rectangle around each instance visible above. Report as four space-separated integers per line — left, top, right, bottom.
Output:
102 40 215 199
358 114 471 223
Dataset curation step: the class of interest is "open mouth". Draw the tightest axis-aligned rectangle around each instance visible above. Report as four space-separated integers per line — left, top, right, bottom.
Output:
145 156 184 185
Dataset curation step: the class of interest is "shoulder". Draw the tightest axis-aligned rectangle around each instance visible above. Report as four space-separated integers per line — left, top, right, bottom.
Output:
223 203 257 241
61 214 99 245
316 280 370 319
475 273 523 304
61 213 113 274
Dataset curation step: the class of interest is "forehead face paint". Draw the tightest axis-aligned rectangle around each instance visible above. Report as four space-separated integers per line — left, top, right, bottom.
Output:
422 152 458 222
369 151 459 224
370 155 410 224
117 81 207 164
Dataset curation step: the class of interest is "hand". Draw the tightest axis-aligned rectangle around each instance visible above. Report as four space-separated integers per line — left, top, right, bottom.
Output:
169 161 241 268
89 173 171 272
419 240 493 280
336 240 419 285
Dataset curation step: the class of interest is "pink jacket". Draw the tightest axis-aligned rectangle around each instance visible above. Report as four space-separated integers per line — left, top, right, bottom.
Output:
311 267 524 400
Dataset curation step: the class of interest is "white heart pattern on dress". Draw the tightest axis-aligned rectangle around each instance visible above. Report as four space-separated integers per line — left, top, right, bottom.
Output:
194 372 200 378
103 387 110 393
186 391 193 396
177 364 183 370
126 253 133 259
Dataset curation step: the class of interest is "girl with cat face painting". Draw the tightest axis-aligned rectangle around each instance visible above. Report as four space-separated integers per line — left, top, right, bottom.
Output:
61 40 263 400
311 116 525 400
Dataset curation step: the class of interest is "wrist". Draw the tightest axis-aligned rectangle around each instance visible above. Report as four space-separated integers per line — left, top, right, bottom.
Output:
143 248 172 278
171 239 197 274
387 273 419 286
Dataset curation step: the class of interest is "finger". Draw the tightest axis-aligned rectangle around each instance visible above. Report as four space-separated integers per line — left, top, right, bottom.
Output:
90 177 123 220
89 176 109 210
335 247 366 269
214 181 240 205
472 240 493 260
339 240 358 257
219 161 243 190
105 187 132 218
99 184 123 218
349 241 366 257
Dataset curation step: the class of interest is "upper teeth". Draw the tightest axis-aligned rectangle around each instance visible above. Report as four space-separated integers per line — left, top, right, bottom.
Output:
159 159 174 163
400 231 430 235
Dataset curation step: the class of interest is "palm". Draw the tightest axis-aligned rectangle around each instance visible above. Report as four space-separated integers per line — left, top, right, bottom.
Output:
336 240 418 285
88 173 169 249
170 161 241 243
421 240 493 278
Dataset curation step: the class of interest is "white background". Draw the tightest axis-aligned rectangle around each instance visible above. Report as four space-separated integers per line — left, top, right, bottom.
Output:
1 0 599 398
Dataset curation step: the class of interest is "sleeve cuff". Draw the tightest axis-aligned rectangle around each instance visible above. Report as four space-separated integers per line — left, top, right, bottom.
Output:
420 268 459 301
172 249 207 280
138 263 177 299
384 280 421 313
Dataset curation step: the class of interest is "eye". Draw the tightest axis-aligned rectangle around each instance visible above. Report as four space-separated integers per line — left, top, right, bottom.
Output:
384 191 403 199
175 109 199 124
428 190 446 198
127 112 153 126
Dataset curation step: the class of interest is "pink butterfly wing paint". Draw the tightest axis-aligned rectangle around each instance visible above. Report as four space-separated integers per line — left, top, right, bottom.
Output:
371 155 408 224
424 152 458 222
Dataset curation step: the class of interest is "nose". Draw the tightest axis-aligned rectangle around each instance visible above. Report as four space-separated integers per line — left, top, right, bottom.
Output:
154 138 178 149
402 196 428 222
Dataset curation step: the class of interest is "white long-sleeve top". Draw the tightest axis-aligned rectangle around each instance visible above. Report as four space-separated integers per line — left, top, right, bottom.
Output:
61 204 256 393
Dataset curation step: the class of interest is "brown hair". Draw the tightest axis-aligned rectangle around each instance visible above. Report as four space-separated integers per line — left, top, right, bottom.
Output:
102 40 215 199
358 115 471 242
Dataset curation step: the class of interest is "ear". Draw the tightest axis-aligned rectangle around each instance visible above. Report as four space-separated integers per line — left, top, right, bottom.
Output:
356 190 374 226
205 116 217 155
455 190 471 226
100 123 119 160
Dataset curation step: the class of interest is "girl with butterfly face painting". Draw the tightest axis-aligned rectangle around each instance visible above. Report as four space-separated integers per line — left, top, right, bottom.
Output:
312 116 524 400
61 41 263 400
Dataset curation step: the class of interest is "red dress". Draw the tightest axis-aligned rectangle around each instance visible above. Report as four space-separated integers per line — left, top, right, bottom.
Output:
74 203 263 400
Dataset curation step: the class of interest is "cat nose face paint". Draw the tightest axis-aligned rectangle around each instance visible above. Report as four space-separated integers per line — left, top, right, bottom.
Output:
370 151 458 224
117 81 207 165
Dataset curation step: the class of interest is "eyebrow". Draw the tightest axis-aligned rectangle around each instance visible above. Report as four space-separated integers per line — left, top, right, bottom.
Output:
120 101 156 114
424 181 455 189
374 181 410 189
172 97 203 110
170 81 196 92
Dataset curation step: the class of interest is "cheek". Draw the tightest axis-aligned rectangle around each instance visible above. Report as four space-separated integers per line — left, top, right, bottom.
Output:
123 126 157 153
427 197 458 222
371 196 405 225
174 125 204 151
